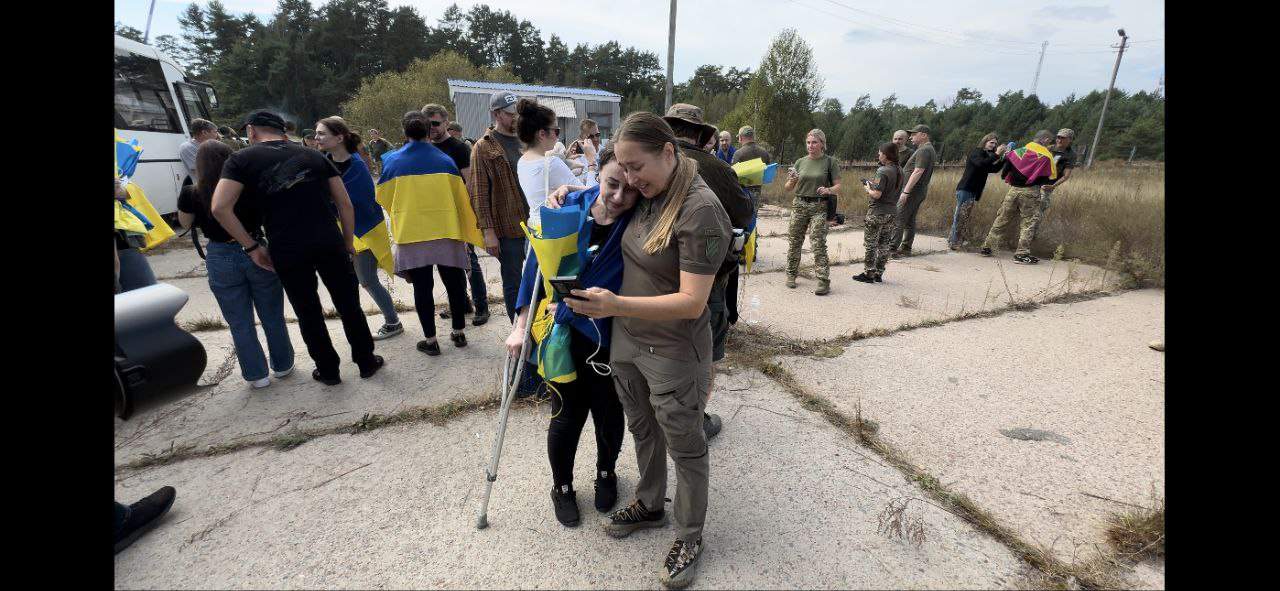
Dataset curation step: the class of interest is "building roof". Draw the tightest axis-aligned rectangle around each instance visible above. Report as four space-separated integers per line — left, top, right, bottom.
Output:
447 79 622 102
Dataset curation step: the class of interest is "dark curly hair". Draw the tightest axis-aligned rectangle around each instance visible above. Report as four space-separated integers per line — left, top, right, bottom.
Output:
515 98 556 146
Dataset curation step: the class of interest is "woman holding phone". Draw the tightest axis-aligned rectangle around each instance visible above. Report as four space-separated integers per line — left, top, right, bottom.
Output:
505 145 638 528
853 142 904 283
564 112 732 590
783 128 840 295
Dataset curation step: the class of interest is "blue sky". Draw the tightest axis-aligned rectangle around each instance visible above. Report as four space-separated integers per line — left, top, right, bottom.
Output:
115 0 1164 109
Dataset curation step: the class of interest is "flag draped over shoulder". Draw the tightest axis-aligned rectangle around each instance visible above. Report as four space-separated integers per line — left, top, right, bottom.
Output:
523 202 590 384
374 141 484 248
1003 141 1057 186
339 152 394 275
114 132 174 251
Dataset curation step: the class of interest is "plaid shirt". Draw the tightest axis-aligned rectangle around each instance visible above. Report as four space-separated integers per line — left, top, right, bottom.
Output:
469 128 528 239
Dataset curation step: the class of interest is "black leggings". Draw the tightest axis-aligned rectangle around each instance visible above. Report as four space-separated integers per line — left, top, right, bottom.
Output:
548 330 626 488
407 265 469 338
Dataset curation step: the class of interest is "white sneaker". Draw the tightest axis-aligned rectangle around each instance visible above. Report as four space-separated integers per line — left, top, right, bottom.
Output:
273 364 295 379
251 377 271 389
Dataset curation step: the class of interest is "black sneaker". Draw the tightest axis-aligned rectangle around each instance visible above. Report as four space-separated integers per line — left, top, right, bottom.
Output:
417 339 441 356
660 537 704 589
552 485 581 527
980 247 993 257
114 486 177 554
703 413 722 441
594 470 618 513
471 310 490 326
603 498 667 538
1013 253 1039 265
450 332 467 348
311 369 341 385
358 355 384 379
852 272 875 283
874 274 883 283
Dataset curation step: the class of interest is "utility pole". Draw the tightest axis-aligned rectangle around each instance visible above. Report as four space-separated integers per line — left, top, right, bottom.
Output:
1087 29 1128 168
143 0 157 44
1030 41 1048 97
664 0 677 112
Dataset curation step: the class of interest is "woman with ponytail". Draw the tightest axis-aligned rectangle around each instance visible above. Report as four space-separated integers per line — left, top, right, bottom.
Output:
563 111 731 590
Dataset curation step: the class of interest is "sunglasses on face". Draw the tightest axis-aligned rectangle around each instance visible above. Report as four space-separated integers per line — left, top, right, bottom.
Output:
429 120 445 127
1056 136 1067 140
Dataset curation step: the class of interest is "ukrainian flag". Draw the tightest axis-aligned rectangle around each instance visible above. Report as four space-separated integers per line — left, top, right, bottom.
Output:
523 202 588 385
114 132 175 252
375 141 484 248
338 151 394 275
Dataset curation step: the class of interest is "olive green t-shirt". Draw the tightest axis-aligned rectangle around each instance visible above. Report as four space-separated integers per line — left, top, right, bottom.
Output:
902 142 936 196
791 155 838 198
868 165 902 216
614 175 732 362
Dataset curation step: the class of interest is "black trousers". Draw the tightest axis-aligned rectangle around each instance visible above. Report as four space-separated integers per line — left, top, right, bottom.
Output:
274 245 376 379
407 265 469 338
548 330 626 488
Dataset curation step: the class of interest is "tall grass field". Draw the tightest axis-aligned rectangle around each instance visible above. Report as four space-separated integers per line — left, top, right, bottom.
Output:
761 161 1165 286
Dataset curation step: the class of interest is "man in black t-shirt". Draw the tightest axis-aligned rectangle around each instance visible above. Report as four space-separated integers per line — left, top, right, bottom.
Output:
422 103 491 326
211 110 382 385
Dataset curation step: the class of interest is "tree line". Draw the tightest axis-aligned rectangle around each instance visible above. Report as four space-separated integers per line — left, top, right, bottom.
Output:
116 0 1162 163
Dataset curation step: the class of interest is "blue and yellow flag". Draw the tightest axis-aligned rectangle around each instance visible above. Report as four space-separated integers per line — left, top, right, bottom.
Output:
338 152 394 275
523 202 590 384
375 141 484 248
114 132 175 252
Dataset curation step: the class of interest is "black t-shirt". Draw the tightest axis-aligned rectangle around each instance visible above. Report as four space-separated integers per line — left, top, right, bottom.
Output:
434 136 472 173
220 140 342 253
328 153 354 176
175 184 263 243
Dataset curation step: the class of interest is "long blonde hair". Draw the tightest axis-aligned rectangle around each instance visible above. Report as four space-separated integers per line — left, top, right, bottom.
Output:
614 112 700 255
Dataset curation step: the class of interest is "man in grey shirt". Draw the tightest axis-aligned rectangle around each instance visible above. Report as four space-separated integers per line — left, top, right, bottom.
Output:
178 119 220 185
890 124 937 256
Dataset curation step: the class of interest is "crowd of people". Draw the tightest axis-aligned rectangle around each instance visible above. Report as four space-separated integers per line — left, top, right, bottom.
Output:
115 87 1077 585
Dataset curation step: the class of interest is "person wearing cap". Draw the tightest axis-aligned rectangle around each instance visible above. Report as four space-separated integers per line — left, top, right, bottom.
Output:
889 124 938 257
731 126 772 214
211 110 384 385
783 128 840 295
216 126 244 152
664 103 754 443
1028 128 1077 241
447 122 473 148
892 130 915 169
470 90 532 322
302 130 317 149
980 129 1058 264
714 131 735 165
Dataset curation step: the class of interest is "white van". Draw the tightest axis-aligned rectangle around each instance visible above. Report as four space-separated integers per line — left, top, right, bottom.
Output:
114 35 220 216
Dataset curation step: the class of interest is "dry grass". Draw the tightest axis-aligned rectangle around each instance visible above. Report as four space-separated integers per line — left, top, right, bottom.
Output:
1105 495 1165 560
761 162 1164 286
181 315 228 332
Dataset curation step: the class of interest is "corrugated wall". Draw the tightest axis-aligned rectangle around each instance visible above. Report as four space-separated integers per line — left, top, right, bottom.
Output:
451 91 621 144
453 91 493 143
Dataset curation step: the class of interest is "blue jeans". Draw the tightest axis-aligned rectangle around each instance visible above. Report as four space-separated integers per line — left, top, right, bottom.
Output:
116 247 156 293
352 250 399 326
950 190 978 247
498 236 528 322
205 241 295 382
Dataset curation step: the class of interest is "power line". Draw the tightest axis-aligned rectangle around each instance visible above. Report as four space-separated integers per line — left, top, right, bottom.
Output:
786 0 1040 56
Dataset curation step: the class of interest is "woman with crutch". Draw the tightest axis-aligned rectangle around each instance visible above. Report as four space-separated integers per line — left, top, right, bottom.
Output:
564 112 733 590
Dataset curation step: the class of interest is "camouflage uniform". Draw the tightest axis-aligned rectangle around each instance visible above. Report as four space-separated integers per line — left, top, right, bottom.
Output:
1026 188 1052 240
863 212 896 278
786 196 830 284
980 186 1042 256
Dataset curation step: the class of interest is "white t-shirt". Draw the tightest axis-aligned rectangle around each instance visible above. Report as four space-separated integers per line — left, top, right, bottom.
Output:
518 156 579 228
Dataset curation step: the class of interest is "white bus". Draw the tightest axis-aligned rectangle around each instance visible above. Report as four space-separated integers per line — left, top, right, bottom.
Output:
114 35 220 216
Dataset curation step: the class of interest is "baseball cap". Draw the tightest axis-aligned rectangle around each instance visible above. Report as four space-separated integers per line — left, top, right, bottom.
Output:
738 126 755 137
238 110 287 133
1057 128 1076 139
662 103 717 147
489 91 518 113
909 124 931 135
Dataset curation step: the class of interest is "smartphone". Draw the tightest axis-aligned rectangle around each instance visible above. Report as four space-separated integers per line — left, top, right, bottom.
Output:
860 177 870 185
549 275 585 300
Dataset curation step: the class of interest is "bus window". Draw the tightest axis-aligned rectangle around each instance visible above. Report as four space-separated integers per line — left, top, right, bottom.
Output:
174 82 211 125
114 50 182 133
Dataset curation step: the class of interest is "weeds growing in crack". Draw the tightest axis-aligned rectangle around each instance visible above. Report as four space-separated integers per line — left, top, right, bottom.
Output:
271 431 312 450
182 315 228 332
1105 493 1165 560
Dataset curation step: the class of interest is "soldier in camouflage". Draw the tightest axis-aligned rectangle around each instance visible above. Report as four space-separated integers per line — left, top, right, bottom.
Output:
783 129 840 295
853 142 904 283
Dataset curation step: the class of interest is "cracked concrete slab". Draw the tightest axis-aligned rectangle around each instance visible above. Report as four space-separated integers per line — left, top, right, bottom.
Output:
114 370 1032 589
777 289 1164 585
737 251 1120 341
115 311 515 467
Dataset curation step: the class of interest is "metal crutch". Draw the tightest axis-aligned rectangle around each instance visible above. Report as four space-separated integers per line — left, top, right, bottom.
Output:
476 255 542 529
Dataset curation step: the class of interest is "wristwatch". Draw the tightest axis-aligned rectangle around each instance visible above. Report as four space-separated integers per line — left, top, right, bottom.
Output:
243 241 261 253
